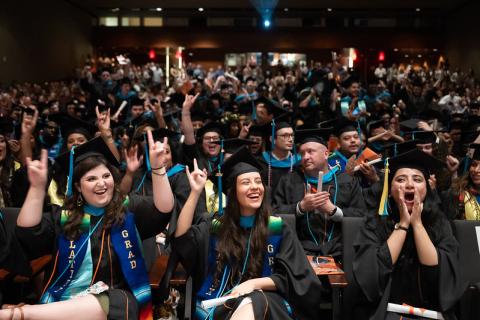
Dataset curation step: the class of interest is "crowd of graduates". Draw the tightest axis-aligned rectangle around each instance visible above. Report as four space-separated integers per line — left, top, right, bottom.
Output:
0 54 479 319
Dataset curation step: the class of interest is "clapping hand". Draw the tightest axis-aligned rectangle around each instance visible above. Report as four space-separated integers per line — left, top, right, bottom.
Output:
185 158 207 194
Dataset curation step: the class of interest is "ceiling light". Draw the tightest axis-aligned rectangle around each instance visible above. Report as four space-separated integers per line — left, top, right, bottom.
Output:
393 48 399 52
417 54 422 58
156 7 162 12
198 7 204 12
284 8 289 12
264 19 271 28
327 8 333 12
111 8 120 12
404 54 409 58
433 48 438 52
416 8 421 12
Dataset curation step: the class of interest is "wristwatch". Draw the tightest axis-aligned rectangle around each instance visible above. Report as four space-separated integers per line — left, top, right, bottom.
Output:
394 223 409 232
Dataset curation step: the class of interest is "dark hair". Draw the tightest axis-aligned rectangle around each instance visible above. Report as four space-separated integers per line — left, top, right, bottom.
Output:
370 169 445 243
214 176 270 285
0 136 15 206
59 130 92 155
63 155 125 240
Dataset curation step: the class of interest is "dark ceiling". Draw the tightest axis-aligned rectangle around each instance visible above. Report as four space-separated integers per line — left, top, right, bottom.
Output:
67 0 472 16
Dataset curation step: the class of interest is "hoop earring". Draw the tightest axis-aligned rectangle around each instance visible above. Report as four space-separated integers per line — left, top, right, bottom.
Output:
77 194 84 207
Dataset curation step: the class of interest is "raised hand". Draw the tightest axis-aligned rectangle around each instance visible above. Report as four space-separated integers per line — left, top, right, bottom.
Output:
96 106 111 133
446 155 460 173
124 145 143 174
238 121 252 139
182 93 200 111
410 189 424 229
26 149 48 189
147 130 168 170
397 190 411 228
185 158 207 194
21 107 38 136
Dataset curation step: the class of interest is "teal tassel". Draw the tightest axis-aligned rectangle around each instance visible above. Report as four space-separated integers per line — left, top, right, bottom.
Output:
66 146 76 198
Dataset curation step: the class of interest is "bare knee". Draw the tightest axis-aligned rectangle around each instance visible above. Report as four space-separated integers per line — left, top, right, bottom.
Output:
230 301 254 320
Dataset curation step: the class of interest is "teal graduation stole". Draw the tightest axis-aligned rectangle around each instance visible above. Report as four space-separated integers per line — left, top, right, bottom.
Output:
261 151 301 168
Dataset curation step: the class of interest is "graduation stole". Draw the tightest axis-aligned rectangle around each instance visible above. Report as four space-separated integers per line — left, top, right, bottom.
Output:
261 151 301 168
197 216 283 300
167 164 186 178
463 190 480 221
41 210 153 320
328 150 348 170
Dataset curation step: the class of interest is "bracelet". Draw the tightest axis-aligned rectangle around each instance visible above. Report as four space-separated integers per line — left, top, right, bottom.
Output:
152 169 167 176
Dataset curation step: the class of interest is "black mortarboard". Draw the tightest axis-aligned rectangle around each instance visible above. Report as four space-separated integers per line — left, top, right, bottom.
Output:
55 136 120 197
294 127 332 146
131 97 145 107
376 148 445 216
248 124 268 138
399 118 422 131
213 138 256 154
217 145 263 191
128 115 158 131
0 116 14 136
411 131 438 144
470 143 480 161
367 119 386 137
196 121 224 139
137 128 180 143
49 113 96 139
383 140 423 158
191 109 207 122
254 97 286 117
334 118 359 137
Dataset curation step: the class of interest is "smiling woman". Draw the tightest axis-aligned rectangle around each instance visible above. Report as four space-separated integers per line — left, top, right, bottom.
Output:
171 146 322 320
6 132 175 320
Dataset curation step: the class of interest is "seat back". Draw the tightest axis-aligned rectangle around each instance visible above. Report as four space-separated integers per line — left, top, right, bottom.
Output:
0 207 31 275
452 220 480 285
342 217 366 319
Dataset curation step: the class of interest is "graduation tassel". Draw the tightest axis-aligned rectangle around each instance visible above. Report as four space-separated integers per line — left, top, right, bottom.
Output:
268 119 276 187
251 100 257 121
66 146 76 198
217 140 225 216
378 158 390 216
145 134 152 172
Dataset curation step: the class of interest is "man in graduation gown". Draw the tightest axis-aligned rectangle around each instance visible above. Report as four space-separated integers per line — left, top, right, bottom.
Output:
273 128 367 259
328 119 364 173
257 121 301 195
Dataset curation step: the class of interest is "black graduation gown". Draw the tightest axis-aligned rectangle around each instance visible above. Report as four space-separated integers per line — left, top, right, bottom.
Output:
273 170 367 258
256 153 299 196
353 215 464 320
171 215 322 320
15 196 174 319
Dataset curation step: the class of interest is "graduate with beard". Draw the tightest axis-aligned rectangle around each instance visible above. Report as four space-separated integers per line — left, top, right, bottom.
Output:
352 149 465 320
171 147 322 320
272 128 367 259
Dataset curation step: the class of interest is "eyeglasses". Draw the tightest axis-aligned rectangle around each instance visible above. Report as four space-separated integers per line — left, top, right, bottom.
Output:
203 136 220 142
276 133 294 140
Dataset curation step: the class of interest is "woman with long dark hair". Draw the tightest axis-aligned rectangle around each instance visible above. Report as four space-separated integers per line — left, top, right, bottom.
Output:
353 149 464 319
0 132 174 320
441 143 480 220
173 146 321 320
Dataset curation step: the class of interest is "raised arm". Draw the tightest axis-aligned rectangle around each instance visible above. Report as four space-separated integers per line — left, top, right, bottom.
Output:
19 107 38 166
96 106 121 161
147 130 174 213
119 145 143 195
17 149 48 227
181 93 199 145
175 159 207 237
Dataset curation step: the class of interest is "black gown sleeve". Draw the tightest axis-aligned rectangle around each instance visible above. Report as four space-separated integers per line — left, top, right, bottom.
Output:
269 223 323 320
127 194 174 240
337 174 367 217
272 174 302 216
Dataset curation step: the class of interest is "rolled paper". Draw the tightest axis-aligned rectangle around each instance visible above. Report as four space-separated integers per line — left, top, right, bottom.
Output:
386 303 444 320
200 295 234 309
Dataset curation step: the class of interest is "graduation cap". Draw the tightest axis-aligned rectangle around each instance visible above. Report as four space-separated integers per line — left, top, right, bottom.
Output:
211 145 263 215
294 127 332 146
334 118 361 137
377 149 445 216
469 143 480 161
411 131 438 144
131 97 145 107
48 113 96 140
399 118 422 131
196 121 224 139
0 116 14 136
367 119 386 137
254 97 286 117
135 128 180 142
55 136 120 197
213 138 256 155
383 140 423 158
190 109 207 122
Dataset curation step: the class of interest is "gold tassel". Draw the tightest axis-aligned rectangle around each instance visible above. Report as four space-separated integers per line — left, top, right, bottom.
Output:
378 158 390 216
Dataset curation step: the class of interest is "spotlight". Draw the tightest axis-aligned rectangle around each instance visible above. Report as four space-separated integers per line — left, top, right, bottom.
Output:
156 7 162 12
416 8 421 12
198 7 204 12
327 8 333 12
264 19 271 28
